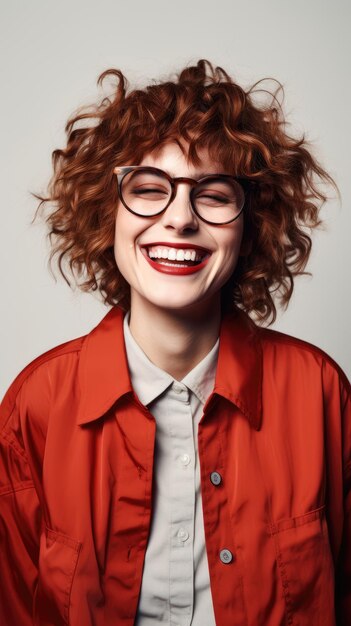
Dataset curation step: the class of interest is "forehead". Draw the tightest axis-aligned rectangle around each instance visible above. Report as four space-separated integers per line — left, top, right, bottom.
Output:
139 141 226 175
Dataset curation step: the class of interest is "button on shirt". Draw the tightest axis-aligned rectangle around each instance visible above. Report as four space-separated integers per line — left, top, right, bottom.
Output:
123 311 219 626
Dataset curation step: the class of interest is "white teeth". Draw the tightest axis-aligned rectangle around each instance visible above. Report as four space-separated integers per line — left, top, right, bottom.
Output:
146 246 206 262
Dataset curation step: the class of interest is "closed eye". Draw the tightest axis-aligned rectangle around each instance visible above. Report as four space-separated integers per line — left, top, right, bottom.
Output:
132 187 168 195
198 193 231 204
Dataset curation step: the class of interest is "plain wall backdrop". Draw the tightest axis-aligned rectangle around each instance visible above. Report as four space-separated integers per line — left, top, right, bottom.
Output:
1 0 350 398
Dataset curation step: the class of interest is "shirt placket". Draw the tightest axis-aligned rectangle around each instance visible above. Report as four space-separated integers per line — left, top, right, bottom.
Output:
168 381 195 626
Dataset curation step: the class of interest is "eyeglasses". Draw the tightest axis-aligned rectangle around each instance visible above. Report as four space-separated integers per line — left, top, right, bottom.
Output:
114 165 248 225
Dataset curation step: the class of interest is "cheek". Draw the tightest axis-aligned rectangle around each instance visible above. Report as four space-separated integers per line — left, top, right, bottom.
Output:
113 218 121 263
113 211 130 274
113 209 147 283
217 224 244 275
219 249 240 283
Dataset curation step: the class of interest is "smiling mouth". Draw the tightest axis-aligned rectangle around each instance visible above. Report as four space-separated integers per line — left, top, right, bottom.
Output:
147 256 206 267
139 245 212 275
141 245 211 267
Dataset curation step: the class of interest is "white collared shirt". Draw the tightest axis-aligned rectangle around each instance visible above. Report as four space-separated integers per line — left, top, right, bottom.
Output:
123 310 218 626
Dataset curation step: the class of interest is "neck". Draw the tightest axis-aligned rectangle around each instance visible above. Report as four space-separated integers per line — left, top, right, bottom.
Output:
128 294 221 381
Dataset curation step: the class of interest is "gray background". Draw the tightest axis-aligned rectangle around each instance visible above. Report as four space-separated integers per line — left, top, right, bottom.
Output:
1 0 350 398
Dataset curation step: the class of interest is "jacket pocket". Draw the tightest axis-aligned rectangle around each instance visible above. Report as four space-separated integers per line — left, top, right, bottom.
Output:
268 505 335 626
34 526 82 626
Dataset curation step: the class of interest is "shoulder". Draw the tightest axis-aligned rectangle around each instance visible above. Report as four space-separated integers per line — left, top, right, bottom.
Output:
0 334 86 432
257 324 351 400
0 306 124 436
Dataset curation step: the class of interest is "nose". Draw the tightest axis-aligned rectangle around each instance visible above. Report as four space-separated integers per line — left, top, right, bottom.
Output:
159 182 199 232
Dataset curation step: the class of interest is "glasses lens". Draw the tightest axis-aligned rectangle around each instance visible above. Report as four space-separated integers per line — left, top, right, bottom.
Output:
193 177 245 224
121 168 171 216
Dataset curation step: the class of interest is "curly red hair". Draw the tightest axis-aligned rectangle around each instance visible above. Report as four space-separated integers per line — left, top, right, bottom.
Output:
33 59 336 324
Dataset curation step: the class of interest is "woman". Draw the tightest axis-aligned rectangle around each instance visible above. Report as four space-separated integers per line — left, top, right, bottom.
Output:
0 59 350 626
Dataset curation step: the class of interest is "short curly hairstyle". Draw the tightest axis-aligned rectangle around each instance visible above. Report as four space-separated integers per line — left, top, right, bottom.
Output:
33 58 336 324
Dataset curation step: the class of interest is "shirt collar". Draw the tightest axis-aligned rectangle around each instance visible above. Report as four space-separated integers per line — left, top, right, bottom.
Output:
123 309 219 406
122 310 172 406
180 338 219 404
77 305 262 430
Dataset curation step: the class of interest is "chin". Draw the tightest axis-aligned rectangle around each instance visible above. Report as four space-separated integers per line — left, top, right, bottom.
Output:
140 289 217 313
147 296 199 310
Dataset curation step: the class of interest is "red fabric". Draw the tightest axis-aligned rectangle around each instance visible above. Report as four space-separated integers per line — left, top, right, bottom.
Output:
0 305 350 626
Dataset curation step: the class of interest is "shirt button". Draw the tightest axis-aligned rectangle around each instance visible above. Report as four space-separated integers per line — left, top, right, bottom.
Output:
210 471 222 486
219 549 233 564
173 382 184 394
180 453 191 466
177 527 189 542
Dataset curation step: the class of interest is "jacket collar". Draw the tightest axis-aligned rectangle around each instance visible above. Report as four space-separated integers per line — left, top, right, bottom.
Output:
77 305 263 430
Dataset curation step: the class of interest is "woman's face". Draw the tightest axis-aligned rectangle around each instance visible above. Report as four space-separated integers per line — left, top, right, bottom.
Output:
114 142 245 315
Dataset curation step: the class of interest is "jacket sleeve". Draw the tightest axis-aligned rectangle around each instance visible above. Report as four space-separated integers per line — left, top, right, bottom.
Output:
334 380 351 625
0 380 42 626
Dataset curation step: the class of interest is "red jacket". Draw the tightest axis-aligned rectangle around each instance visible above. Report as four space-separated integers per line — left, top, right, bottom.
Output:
0 305 350 626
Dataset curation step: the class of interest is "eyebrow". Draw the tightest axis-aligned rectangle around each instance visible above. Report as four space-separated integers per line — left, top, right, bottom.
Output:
167 170 222 179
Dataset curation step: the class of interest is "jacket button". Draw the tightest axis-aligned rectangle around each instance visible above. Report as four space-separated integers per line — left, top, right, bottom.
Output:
210 471 222 486
219 549 233 564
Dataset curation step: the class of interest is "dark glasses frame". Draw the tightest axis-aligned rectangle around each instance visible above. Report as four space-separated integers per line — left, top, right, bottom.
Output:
114 165 251 226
